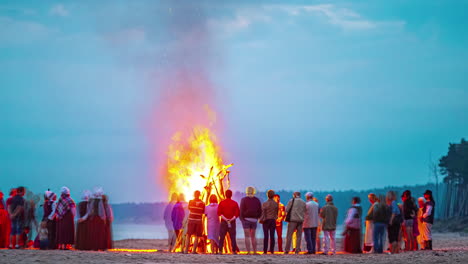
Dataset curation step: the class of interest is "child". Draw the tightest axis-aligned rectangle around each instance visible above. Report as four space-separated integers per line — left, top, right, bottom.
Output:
39 221 49 250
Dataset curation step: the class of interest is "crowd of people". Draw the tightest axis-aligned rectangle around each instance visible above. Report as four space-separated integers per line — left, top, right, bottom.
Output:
0 186 113 251
0 185 436 255
164 188 436 255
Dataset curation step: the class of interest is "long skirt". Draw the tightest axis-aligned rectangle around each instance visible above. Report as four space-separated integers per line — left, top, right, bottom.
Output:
106 221 113 249
75 220 90 250
0 209 10 248
344 227 362 253
47 220 57 249
364 220 373 247
421 222 432 241
56 211 75 245
88 216 108 250
207 220 220 245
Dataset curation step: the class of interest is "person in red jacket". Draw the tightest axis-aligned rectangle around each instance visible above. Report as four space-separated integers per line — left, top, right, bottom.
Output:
217 190 239 254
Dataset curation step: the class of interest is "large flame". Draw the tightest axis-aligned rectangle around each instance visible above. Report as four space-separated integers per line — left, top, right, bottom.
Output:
165 125 227 200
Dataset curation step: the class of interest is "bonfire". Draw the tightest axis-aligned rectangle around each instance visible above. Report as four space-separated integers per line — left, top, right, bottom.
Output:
165 125 233 253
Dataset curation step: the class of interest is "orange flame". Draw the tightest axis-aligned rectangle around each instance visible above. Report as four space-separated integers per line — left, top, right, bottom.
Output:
165 125 227 200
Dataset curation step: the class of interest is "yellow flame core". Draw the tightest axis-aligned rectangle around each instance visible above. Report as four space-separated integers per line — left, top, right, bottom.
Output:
166 125 224 200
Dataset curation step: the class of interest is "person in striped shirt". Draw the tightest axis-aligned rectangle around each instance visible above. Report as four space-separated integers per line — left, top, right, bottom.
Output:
184 190 205 254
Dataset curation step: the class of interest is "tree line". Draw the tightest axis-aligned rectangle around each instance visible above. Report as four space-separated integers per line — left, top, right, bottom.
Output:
439 138 468 218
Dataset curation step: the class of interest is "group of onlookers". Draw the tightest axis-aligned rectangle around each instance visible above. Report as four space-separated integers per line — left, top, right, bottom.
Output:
0 186 113 251
164 188 436 255
0 187 38 249
364 189 435 254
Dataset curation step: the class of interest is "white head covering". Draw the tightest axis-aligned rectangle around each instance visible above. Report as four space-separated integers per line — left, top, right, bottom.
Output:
93 187 104 199
44 190 53 200
61 186 70 195
305 192 314 199
81 190 91 201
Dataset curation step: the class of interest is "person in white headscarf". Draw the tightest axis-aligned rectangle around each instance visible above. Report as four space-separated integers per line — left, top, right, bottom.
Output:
79 187 107 250
55 187 76 250
102 194 114 249
75 190 91 250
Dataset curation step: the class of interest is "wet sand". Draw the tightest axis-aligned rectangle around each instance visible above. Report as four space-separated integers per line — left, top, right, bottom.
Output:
1 233 467 263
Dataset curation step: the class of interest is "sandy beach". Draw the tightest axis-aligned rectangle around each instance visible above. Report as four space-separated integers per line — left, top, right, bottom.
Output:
1 233 467 264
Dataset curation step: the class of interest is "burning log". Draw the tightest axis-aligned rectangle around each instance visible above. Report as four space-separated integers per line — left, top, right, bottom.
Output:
171 164 233 254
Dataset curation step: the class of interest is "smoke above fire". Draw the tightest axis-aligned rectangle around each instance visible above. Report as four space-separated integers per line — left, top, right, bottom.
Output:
151 3 227 200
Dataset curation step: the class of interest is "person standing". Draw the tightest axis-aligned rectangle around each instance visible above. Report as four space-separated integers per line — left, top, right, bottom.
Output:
44 191 57 249
273 194 285 252
164 193 178 252
343 197 362 253
313 197 322 252
102 195 114 250
261 190 278 254
422 190 435 250
363 193 376 253
0 191 10 248
372 194 389 253
204 194 220 254
240 186 262 254
386 191 402 254
23 196 37 245
171 194 186 252
402 190 417 251
416 197 426 249
320 194 338 255
303 192 319 254
54 187 76 250
217 190 240 254
184 190 205 254
8 186 26 249
284 192 306 254
75 190 91 250
79 188 107 251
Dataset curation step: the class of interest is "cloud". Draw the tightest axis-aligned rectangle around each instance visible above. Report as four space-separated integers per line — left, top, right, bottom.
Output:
50 4 69 17
277 4 405 31
303 4 376 30
0 16 55 45
210 3 404 37
209 9 271 36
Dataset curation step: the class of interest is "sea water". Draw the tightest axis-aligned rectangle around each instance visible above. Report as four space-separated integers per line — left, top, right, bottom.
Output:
113 223 344 240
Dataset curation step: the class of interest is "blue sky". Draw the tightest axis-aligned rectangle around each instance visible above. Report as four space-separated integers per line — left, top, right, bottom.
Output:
1 0 467 203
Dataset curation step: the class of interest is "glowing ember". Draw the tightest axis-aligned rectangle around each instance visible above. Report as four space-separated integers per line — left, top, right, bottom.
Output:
109 249 160 253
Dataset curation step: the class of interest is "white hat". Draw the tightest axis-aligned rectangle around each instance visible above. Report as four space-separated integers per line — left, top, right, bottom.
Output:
61 186 70 195
81 190 91 201
93 187 104 198
44 190 53 199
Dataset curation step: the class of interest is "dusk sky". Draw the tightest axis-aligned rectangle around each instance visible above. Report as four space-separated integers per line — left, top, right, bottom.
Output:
1 0 467 203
